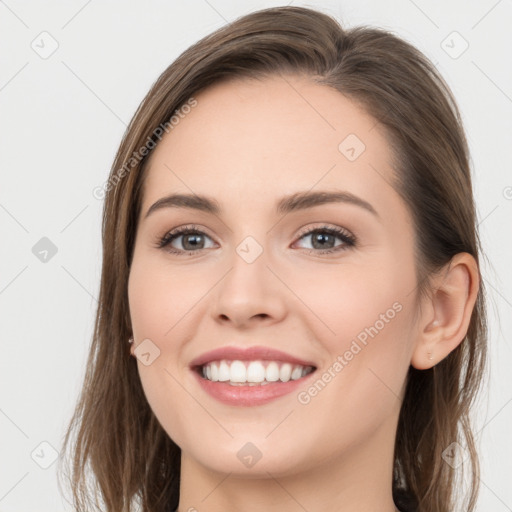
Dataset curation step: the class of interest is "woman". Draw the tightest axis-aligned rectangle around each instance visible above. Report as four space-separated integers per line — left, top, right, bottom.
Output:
59 6 488 512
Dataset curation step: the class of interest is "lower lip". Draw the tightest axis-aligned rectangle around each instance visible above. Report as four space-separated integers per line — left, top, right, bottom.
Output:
192 369 317 406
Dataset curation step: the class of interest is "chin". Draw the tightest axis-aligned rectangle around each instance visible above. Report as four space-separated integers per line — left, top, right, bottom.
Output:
184 437 311 478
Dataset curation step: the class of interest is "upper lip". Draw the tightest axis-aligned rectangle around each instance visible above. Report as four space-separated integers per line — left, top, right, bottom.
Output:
189 345 317 369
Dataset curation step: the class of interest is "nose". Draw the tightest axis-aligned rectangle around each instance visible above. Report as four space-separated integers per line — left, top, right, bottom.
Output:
210 243 287 329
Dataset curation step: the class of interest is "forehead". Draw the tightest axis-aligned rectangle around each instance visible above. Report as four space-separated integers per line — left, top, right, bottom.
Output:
141 74 404 222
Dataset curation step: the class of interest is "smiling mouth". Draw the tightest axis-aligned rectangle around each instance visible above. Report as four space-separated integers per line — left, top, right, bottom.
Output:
193 359 317 386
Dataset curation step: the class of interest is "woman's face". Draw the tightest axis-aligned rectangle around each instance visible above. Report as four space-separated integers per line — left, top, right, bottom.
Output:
128 74 421 477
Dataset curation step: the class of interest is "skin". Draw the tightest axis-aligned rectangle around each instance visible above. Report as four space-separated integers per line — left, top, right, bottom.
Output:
127 74 479 512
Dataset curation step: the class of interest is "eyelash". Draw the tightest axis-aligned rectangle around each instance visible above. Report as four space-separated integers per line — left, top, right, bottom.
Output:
156 223 357 256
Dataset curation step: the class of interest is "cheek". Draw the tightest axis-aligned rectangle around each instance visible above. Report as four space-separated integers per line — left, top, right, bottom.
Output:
128 255 205 339
291 279 413 447
289 257 413 349
127 257 200 448
287 254 417 416
299 259 415 406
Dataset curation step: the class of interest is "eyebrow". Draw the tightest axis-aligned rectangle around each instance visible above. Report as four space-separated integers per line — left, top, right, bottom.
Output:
144 190 379 220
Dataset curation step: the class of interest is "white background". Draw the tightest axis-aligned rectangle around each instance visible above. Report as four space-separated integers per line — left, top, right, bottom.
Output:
1 1 511 510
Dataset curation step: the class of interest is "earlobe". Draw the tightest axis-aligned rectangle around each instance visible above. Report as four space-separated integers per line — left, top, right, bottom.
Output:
410 253 479 370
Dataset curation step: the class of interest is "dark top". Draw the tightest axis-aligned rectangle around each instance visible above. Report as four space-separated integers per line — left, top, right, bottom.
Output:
394 489 419 512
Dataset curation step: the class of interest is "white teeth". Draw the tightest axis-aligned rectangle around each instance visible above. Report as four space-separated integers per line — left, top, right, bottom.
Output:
265 361 280 382
218 360 230 381
247 361 266 383
200 359 314 384
291 366 303 380
279 363 292 382
230 360 246 383
210 363 219 381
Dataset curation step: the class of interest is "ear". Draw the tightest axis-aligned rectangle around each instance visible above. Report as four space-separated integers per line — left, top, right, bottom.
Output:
410 252 480 370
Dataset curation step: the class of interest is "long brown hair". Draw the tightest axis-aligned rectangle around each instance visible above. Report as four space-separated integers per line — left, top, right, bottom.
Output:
58 6 488 512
